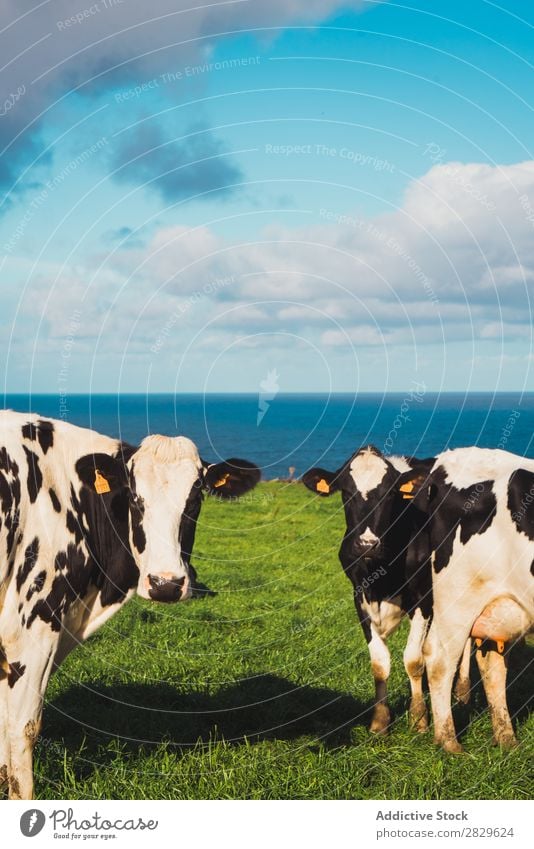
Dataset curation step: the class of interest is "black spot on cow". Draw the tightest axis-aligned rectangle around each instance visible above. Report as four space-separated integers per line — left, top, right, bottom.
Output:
507 468 534 541
7 662 26 689
0 446 19 476
16 537 39 592
179 480 203 566
27 544 89 632
131 503 146 553
22 446 43 503
22 419 54 454
426 470 497 572
0 472 13 516
26 570 47 601
66 506 84 545
0 448 21 560
49 488 61 513
0 642 7 680
54 544 86 576
22 423 37 442
353 589 373 643
3 508 21 563
129 471 146 554
71 469 139 608
36 419 54 453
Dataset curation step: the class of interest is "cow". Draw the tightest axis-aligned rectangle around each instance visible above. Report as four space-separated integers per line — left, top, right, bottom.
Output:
302 446 472 736
396 446 534 752
0 411 260 799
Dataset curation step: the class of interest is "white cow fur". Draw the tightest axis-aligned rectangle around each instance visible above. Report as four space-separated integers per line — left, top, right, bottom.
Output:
423 447 534 751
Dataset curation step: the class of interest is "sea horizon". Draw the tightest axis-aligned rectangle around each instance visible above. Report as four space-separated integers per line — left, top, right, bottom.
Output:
2 391 532 479
4 390 534 396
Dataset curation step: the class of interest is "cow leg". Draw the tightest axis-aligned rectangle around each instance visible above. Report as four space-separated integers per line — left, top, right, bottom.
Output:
403 609 429 732
0 651 9 794
475 645 517 749
424 622 468 753
6 634 56 800
368 625 391 734
454 639 472 705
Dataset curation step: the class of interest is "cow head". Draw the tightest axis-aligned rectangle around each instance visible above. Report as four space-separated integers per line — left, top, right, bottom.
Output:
77 436 260 604
303 445 424 566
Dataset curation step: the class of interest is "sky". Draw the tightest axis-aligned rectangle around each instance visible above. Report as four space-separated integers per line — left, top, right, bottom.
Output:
0 0 533 395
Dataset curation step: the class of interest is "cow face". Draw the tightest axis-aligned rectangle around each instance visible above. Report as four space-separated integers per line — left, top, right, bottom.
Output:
128 436 260 603
78 437 260 604
127 436 201 602
303 446 416 566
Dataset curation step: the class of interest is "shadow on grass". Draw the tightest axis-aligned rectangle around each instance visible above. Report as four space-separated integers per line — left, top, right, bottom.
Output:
38 642 533 791
42 673 372 760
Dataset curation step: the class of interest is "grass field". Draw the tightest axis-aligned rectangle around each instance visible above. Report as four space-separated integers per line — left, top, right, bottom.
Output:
37 482 533 800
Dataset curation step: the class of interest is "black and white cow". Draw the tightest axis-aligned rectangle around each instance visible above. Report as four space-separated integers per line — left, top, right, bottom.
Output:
303 446 472 735
0 411 259 799
396 447 534 752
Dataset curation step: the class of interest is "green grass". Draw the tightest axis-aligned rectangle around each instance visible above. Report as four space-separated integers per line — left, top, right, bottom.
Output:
37 482 533 799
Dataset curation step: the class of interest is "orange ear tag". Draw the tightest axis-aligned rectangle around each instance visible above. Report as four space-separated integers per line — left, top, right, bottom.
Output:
400 480 415 499
316 478 330 494
214 472 230 488
94 470 111 494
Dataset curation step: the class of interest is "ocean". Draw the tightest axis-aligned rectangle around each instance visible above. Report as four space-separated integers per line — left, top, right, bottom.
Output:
3 392 533 479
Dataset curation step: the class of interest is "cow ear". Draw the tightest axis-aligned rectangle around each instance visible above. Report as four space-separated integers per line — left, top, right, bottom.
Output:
203 458 260 498
76 453 127 495
302 467 339 496
397 468 433 509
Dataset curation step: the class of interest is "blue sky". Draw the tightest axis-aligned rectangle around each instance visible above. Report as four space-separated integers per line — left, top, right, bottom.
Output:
0 0 533 394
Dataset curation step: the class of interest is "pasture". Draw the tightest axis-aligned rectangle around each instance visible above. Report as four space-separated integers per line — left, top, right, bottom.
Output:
37 482 533 800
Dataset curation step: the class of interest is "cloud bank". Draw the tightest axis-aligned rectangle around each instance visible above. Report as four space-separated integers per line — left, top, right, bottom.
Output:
0 0 369 203
20 160 534 364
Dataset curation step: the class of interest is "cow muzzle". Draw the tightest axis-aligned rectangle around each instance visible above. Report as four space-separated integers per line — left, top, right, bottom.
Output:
354 536 383 562
146 572 191 603
359 537 378 550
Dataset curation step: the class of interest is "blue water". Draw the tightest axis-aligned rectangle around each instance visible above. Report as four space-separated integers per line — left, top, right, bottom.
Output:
3 393 534 479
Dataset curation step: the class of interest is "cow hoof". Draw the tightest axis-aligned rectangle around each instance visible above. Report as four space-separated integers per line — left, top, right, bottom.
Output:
409 696 428 732
493 734 518 750
8 775 22 799
410 715 429 734
369 705 390 735
439 739 464 754
453 679 471 705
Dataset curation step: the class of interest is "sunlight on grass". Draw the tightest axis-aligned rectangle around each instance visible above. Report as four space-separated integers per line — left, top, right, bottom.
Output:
37 483 533 800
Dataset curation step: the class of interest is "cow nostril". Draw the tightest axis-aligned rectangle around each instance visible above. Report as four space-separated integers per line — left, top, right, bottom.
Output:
147 574 187 602
148 574 165 591
148 574 185 588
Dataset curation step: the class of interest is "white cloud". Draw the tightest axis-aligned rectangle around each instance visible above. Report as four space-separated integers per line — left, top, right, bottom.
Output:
8 158 534 389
